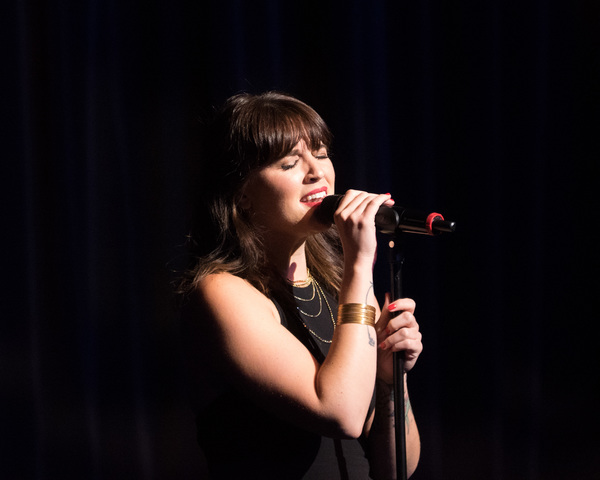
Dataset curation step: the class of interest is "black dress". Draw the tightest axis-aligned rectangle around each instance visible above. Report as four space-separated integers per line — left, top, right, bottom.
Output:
196 279 374 479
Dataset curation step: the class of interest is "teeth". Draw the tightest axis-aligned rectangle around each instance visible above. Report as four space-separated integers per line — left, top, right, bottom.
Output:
304 191 327 202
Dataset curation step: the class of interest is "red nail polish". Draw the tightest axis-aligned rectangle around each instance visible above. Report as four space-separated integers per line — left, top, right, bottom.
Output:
388 303 396 311
379 342 387 350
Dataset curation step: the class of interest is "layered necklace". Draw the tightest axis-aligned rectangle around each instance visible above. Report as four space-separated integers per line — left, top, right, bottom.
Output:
288 269 336 344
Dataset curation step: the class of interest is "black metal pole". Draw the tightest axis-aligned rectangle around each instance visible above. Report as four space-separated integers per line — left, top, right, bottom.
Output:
388 238 407 480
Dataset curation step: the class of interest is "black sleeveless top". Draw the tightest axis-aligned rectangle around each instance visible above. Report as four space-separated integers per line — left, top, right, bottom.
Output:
196 279 374 479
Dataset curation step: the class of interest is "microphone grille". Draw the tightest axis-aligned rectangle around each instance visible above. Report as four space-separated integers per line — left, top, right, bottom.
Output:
314 195 343 225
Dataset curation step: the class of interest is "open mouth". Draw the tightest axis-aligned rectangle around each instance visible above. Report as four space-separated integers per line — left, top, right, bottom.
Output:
301 186 328 204
301 190 327 203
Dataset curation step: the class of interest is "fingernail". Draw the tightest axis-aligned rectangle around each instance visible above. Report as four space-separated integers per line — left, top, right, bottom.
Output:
387 302 396 311
379 342 388 350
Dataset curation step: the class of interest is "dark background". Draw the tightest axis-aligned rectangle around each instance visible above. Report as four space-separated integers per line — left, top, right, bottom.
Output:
3 1 599 479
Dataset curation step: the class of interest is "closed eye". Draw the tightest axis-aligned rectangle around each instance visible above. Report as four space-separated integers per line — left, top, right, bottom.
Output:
281 159 299 170
313 146 329 160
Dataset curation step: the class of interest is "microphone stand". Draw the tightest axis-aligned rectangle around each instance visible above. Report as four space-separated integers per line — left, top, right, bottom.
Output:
382 208 454 479
388 237 407 480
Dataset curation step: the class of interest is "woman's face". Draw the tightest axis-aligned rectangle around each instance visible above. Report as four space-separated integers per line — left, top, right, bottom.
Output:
240 139 335 239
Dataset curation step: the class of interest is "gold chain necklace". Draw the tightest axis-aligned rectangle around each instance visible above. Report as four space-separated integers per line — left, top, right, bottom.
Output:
291 276 316 303
287 268 313 288
293 276 336 344
295 281 322 317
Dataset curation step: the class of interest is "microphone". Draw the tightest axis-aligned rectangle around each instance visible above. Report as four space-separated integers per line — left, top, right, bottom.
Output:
315 194 456 236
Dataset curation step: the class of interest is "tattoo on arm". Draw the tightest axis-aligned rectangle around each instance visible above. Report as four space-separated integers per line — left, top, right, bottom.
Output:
365 281 374 303
404 396 412 434
384 388 413 432
367 328 375 346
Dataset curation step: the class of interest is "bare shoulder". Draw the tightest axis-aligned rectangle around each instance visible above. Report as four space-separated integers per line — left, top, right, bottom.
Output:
197 272 268 303
182 270 318 383
183 272 280 330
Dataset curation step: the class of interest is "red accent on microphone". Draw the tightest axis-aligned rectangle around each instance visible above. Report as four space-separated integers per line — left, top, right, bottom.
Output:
426 212 444 234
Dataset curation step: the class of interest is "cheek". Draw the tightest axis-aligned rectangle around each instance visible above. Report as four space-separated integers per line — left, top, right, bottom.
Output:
245 176 293 215
326 164 336 189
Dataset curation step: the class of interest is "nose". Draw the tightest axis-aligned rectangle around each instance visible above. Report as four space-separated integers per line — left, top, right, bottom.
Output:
305 155 324 183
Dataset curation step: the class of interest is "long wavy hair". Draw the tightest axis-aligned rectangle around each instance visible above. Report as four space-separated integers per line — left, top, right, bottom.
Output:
179 91 343 300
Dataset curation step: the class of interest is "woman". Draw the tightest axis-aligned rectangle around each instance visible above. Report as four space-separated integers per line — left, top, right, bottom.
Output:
179 91 422 479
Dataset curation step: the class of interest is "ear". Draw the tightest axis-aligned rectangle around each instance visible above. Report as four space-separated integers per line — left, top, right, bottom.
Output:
238 193 252 210
237 182 253 210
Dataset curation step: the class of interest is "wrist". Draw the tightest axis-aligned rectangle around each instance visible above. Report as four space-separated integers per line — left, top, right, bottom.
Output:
337 303 376 327
339 262 374 305
343 251 376 273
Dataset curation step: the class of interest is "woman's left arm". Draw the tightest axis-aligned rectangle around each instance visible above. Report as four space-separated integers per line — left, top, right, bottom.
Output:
366 295 422 478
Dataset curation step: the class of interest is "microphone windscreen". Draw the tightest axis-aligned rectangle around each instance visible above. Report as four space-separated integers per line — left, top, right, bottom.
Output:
314 195 343 225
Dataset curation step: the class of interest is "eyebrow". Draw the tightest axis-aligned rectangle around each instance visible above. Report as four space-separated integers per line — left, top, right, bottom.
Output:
287 143 327 156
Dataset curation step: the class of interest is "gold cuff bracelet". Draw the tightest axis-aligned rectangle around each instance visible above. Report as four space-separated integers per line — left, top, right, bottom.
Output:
337 303 376 327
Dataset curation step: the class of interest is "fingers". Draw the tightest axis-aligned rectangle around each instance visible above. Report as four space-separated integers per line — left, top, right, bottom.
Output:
378 297 422 361
335 190 393 224
379 311 420 345
388 297 416 315
376 296 416 336
334 190 394 263
378 318 423 372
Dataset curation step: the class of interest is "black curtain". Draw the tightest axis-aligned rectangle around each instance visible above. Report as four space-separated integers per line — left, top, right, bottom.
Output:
4 1 599 479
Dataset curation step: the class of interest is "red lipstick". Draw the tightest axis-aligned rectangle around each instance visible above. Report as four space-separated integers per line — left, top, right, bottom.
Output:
300 186 328 207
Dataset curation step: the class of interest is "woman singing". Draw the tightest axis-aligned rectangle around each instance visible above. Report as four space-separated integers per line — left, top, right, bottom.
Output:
179 91 422 479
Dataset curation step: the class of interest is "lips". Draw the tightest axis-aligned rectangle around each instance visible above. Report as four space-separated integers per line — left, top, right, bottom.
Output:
300 187 328 204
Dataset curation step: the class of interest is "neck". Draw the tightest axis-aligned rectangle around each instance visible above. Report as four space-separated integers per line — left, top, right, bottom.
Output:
263 234 310 284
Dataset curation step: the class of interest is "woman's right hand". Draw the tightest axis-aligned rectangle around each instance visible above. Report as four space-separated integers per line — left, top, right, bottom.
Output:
333 190 394 267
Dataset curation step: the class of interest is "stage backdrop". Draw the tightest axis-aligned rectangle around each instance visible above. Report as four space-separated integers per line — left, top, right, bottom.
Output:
4 1 599 479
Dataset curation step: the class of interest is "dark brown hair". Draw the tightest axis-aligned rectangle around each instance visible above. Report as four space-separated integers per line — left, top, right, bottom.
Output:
181 92 343 298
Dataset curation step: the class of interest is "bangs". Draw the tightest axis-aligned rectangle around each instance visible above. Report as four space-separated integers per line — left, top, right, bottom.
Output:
231 92 333 170
254 108 332 165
